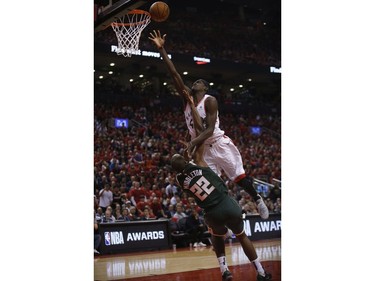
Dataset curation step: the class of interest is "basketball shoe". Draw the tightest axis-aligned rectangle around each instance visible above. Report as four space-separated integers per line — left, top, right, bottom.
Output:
256 195 269 219
197 242 207 247
257 272 272 280
222 270 233 281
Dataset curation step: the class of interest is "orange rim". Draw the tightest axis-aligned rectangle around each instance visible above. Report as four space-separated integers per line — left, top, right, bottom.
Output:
111 10 151 27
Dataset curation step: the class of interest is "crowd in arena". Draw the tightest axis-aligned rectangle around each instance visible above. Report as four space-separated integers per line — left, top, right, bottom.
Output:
93 89 281 251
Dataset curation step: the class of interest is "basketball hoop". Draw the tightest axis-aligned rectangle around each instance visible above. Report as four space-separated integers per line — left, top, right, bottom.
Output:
111 10 151 57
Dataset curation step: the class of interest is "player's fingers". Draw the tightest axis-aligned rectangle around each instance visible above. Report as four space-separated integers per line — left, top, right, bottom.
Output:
190 146 197 158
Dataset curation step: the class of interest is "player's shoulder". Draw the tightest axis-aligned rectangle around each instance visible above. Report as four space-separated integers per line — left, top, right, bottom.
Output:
205 94 217 100
203 95 218 110
204 94 218 104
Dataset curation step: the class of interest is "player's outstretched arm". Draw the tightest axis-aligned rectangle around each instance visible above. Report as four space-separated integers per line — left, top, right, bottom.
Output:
185 91 207 167
148 30 191 101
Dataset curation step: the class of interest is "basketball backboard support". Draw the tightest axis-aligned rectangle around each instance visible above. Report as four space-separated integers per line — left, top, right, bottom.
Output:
94 0 148 32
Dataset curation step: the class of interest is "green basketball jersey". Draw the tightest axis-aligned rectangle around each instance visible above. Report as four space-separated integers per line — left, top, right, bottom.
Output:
176 162 228 210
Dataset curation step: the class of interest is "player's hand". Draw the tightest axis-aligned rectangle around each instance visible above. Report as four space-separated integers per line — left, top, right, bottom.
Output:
148 30 166 49
179 140 190 159
179 140 195 160
187 142 197 159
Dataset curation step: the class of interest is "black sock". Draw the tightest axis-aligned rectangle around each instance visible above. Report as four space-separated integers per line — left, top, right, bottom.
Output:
237 177 259 201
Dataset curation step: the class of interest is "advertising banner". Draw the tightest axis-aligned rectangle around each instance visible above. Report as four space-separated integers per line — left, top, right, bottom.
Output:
232 213 281 241
98 219 171 254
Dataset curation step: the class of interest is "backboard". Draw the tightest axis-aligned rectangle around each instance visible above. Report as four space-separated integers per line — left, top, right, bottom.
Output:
94 0 148 32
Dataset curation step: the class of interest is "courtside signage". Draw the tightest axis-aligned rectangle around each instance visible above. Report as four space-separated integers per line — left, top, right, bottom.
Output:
104 231 124 245
99 220 171 254
127 230 165 241
242 214 281 240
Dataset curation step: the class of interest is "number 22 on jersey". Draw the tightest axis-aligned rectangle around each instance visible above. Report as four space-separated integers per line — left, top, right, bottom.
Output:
189 176 215 201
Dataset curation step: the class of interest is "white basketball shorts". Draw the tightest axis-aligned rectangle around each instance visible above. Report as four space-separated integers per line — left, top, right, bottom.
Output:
203 135 246 182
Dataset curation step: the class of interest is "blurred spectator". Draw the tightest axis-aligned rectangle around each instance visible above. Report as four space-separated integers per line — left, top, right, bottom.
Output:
129 181 148 206
161 193 170 209
172 203 188 222
98 184 113 213
128 206 141 221
112 186 122 208
120 208 131 222
151 184 163 198
149 197 168 219
96 207 103 222
170 194 181 206
165 204 176 219
114 208 123 221
136 195 148 215
165 177 179 198
141 207 157 220
185 208 207 248
124 200 132 209
273 197 281 213
102 208 115 223
114 203 121 213
242 202 259 216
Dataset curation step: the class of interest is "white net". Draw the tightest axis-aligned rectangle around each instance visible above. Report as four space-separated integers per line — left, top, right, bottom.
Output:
111 10 151 57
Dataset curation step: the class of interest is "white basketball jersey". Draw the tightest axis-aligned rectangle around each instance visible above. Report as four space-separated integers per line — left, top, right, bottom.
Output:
184 95 224 143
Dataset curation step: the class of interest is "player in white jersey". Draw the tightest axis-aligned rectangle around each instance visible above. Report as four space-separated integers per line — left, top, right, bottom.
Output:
149 30 269 219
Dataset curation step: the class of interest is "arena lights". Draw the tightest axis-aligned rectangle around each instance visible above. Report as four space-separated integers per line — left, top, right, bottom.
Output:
209 82 214 86
110 63 115 66
129 79 133 82
163 82 167 85
139 74 144 78
108 71 113 74
183 71 188 75
99 76 104 79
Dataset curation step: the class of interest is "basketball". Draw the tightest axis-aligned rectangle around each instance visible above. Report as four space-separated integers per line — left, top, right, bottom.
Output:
149 1 170 22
